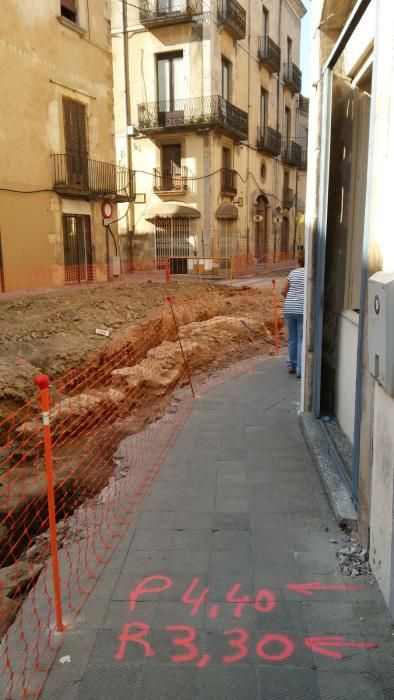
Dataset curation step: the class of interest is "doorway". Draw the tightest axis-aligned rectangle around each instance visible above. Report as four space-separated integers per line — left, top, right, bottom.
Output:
62 98 88 190
62 214 93 283
280 216 289 259
157 52 184 127
254 195 268 262
161 144 182 190
155 216 190 274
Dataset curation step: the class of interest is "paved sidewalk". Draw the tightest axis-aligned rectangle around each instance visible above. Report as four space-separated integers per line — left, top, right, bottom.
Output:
42 358 394 700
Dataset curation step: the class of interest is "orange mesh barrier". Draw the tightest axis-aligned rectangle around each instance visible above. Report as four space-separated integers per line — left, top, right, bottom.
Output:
0 264 165 294
0 289 285 698
231 254 256 278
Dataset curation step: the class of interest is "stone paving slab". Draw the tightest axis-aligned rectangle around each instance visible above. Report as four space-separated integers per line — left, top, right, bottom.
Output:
41 358 394 700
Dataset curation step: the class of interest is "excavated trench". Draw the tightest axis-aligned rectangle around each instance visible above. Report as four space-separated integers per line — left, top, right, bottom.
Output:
0 288 285 634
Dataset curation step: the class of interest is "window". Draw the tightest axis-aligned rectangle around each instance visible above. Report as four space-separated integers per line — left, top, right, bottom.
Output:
222 146 232 170
260 89 268 131
62 97 88 187
287 37 293 63
157 52 184 108
221 57 231 101
263 6 269 35
61 0 77 23
284 106 291 141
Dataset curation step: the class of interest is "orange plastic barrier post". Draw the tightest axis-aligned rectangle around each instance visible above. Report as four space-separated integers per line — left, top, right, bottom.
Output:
165 295 195 398
34 374 64 633
272 279 279 356
164 259 171 284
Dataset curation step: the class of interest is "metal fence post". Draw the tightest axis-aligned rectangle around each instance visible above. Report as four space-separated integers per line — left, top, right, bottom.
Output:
34 374 64 633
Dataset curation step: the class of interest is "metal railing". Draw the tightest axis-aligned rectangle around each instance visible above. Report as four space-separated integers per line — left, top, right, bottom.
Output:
257 126 281 156
51 154 134 200
217 0 246 39
283 187 294 208
258 35 281 73
284 62 302 93
300 147 307 170
139 0 202 25
281 139 302 166
220 168 237 194
299 94 309 114
138 95 248 139
153 166 190 191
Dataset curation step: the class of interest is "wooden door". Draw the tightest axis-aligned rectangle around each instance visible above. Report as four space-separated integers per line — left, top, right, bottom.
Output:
63 98 88 189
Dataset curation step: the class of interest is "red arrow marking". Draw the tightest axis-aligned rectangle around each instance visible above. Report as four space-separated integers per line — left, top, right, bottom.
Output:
305 636 378 660
286 581 364 597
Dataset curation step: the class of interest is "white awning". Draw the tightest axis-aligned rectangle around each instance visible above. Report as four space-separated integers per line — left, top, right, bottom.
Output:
145 201 201 222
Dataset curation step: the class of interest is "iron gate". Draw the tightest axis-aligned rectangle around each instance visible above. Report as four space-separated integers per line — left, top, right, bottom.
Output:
62 214 93 283
155 216 190 273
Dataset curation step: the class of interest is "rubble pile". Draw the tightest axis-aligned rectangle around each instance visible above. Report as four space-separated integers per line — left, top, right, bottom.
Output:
336 536 371 577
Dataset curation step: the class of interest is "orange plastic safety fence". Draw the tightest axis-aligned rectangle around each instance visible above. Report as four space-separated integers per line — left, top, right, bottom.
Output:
0 288 285 698
0 264 165 294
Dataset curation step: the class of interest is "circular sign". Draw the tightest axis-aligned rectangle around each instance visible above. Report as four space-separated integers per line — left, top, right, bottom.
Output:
374 294 380 315
102 200 113 220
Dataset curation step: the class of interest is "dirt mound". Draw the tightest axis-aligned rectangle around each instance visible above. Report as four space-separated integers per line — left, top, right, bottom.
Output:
0 282 280 420
0 281 216 418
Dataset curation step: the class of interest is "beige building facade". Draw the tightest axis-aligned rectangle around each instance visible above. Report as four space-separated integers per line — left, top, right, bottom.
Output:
302 0 394 614
0 0 133 292
112 0 307 274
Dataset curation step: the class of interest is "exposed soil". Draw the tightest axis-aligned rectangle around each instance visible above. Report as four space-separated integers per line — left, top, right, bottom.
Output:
0 280 283 421
0 278 286 635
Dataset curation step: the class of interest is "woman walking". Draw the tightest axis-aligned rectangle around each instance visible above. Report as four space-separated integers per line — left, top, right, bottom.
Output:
282 250 305 378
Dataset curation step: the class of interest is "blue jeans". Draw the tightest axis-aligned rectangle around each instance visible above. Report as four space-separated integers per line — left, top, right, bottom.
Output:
284 313 303 376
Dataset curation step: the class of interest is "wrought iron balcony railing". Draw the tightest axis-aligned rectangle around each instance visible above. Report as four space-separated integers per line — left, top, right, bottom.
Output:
281 139 302 167
258 36 281 73
138 95 248 140
284 62 302 93
298 94 309 114
52 154 134 201
139 0 203 27
283 187 294 209
300 147 307 170
217 0 246 40
257 126 281 156
153 166 190 191
220 168 237 194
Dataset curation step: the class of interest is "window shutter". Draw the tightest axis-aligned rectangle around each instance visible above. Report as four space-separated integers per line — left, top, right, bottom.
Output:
61 0 77 12
62 98 87 156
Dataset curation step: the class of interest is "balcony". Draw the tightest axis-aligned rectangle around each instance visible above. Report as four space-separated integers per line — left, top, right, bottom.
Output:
139 0 202 28
153 166 190 192
283 187 294 209
258 36 281 74
217 0 246 40
220 168 237 195
138 95 248 141
284 62 302 94
281 139 302 167
51 154 134 201
257 126 281 156
299 94 309 114
300 147 307 170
